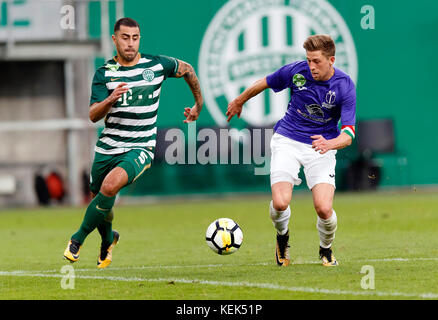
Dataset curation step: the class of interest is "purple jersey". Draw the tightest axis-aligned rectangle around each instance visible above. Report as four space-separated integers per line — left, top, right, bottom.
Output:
266 61 356 145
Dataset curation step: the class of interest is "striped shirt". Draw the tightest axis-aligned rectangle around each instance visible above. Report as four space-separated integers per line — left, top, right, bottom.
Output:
90 53 179 159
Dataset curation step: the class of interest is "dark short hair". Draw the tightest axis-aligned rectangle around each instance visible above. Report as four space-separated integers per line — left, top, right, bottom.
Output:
114 17 140 33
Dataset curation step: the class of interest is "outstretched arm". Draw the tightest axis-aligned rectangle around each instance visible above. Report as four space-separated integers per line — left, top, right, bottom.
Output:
175 60 203 123
226 77 269 122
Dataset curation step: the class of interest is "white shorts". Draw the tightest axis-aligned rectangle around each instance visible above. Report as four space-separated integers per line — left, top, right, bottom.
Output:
270 133 337 190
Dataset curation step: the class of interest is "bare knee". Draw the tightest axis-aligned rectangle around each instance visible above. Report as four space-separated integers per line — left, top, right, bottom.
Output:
312 184 335 219
100 167 128 197
100 180 120 197
271 182 292 212
314 203 333 219
272 197 290 212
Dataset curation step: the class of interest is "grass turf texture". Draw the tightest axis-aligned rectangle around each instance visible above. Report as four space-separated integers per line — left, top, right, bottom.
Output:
0 190 437 300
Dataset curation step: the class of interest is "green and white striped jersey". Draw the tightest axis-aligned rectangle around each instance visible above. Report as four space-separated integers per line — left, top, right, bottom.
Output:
90 53 179 159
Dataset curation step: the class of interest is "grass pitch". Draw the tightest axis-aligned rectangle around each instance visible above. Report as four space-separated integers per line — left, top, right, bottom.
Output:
0 190 437 300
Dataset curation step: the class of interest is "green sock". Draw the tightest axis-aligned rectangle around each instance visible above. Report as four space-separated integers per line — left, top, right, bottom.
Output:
71 192 115 245
97 209 115 246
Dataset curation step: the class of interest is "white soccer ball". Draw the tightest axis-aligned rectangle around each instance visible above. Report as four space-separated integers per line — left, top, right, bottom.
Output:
205 218 243 255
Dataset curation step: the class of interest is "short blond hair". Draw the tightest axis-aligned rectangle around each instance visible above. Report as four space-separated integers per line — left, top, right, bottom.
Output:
303 34 336 58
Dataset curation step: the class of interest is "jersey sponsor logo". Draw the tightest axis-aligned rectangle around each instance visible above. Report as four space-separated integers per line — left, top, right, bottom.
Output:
297 105 332 123
199 0 358 128
142 69 155 82
305 104 324 118
119 88 133 106
111 78 121 82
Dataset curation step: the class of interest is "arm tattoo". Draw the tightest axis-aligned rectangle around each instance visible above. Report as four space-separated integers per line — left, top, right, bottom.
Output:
176 60 204 108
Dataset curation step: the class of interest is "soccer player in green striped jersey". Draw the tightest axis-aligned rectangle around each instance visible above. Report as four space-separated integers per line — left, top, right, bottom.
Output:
64 18 203 268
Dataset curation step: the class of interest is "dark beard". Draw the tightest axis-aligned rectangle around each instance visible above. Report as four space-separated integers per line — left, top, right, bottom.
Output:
119 50 137 62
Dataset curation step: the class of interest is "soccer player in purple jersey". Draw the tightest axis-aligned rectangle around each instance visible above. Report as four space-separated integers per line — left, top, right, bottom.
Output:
226 35 356 267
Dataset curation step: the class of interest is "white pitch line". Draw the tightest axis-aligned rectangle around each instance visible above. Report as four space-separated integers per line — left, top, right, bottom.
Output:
0 271 437 299
364 257 438 262
10 256 438 274
59 262 274 273
70 257 438 272
32 262 272 274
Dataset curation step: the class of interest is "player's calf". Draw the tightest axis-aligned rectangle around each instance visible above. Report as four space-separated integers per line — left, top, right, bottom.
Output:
316 210 338 266
269 200 291 266
316 210 337 249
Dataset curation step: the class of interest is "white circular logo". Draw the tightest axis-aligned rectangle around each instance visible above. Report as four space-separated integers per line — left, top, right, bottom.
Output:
142 69 155 82
199 0 358 127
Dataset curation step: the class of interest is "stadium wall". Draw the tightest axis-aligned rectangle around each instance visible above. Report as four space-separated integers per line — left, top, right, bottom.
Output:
1 0 435 205
91 0 435 196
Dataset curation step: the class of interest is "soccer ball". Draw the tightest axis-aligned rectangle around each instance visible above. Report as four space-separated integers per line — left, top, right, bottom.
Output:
205 218 243 255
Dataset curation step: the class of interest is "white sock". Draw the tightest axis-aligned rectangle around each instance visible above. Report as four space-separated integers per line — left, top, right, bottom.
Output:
269 200 290 235
317 209 337 248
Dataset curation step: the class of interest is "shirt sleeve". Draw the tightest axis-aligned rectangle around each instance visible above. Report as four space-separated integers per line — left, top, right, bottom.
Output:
157 55 179 79
89 68 109 105
340 78 356 126
266 61 300 92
